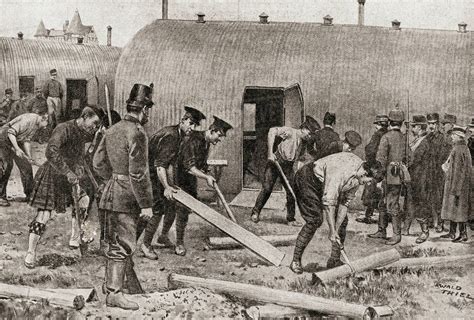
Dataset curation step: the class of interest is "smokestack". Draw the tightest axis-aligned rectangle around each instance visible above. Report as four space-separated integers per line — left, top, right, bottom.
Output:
196 12 206 23
17 32 24 40
259 12 269 24
77 36 84 44
107 25 112 46
323 15 333 26
458 22 467 33
162 0 168 20
391 20 401 30
358 0 365 26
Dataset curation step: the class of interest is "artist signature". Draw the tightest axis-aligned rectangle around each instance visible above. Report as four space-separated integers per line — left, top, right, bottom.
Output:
434 283 474 300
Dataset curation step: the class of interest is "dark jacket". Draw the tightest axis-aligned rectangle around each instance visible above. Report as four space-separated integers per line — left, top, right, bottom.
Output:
93 115 153 214
376 128 407 185
308 126 340 161
425 130 450 209
407 133 431 218
42 79 63 99
365 127 388 163
27 96 48 114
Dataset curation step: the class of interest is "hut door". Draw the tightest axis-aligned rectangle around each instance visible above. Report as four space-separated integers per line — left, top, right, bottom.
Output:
87 76 99 106
66 79 87 120
283 83 304 127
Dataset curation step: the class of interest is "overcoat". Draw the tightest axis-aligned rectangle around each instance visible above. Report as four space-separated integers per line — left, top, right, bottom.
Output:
425 131 450 210
407 133 431 219
362 127 387 206
441 141 472 222
93 115 153 214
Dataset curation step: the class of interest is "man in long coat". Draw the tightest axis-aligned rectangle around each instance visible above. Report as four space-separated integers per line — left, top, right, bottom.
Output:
426 113 450 232
175 116 233 256
137 106 206 260
24 106 103 268
357 114 388 224
440 126 472 242
468 119 474 230
93 83 154 310
405 115 431 243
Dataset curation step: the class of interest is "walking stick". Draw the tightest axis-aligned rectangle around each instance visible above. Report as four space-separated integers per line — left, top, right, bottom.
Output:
213 182 237 223
104 84 112 126
72 184 88 256
272 159 297 201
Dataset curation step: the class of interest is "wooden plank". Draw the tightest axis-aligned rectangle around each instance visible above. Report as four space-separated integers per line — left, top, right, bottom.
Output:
208 234 297 250
173 190 285 266
168 273 377 319
0 283 86 310
311 249 400 285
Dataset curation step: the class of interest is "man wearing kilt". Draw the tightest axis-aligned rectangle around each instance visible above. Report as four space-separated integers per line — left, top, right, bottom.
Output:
24 106 104 268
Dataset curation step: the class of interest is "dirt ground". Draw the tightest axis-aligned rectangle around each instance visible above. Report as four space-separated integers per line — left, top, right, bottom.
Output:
0 144 473 319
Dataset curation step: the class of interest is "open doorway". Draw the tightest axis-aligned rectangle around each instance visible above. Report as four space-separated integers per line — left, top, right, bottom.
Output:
66 79 87 120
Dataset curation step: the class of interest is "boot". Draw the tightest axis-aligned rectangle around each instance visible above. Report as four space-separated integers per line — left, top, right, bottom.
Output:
415 222 429 244
24 233 41 269
175 244 186 256
140 243 158 260
157 234 174 248
124 258 144 294
440 221 456 239
105 260 139 310
368 210 387 239
453 223 468 243
385 216 402 245
401 217 412 236
290 260 304 274
435 220 446 233
69 217 80 249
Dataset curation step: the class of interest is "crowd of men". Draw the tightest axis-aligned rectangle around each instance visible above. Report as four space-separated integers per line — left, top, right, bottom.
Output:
0 71 472 310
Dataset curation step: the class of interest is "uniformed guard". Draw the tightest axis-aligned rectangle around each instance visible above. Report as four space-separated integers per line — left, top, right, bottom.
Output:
357 114 388 224
43 69 64 127
93 83 154 310
24 106 104 268
250 116 320 225
137 106 206 260
307 112 340 161
368 109 409 245
175 116 233 256
289 131 377 274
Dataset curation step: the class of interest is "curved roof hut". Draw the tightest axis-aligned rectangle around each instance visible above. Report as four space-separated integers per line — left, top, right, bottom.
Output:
0 37 121 117
115 19 472 197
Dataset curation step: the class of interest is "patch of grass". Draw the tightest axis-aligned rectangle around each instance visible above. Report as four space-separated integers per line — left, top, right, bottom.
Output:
398 246 447 258
1 269 76 288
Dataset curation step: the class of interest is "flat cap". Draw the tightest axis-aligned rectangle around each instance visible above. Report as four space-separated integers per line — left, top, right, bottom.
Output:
388 109 405 122
373 114 389 124
211 116 233 136
344 130 362 149
451 125 466 138
323 112 336 124
184 106 206 124
302 115 321 133
426 113 440 122
49 69 57 75
441 113 457 124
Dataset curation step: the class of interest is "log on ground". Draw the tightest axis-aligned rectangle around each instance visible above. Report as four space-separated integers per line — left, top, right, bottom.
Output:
168 273 388 319
207 234 298 250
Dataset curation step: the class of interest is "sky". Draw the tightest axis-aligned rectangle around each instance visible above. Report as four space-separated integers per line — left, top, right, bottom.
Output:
0 0 472 47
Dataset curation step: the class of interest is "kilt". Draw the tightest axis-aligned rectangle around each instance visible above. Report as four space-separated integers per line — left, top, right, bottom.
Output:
29 161 92 212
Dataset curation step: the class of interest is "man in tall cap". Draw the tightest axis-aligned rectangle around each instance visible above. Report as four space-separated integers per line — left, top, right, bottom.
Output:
93 83 154 310
369 108 409 245
174 116 233 256
425 113 450 232
405 115 432 243
42 69 64 127
357 115 388 224
137 106 206 260
0 88 15 126
250 116 320 226
290 131 378 273
307 111 340 161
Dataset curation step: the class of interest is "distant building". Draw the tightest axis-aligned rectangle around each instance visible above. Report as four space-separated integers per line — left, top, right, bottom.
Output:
34 10 98 44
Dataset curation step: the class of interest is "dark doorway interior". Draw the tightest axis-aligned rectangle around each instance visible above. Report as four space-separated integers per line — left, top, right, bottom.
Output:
66 79 87 120
19 76 35 96
242 88 284 190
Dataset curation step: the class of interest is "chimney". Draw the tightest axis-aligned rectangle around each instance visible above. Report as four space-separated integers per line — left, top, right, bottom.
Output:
162 0 168 20
358 0 366 26
391 19 401 30
77 36 84 44
196 12 206 23
259 12 269 24
107 26 112 46
17 32 24 40
458 22 467 33
323 15 333 26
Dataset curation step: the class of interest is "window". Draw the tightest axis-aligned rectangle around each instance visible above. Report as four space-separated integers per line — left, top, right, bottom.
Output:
19 76 35 95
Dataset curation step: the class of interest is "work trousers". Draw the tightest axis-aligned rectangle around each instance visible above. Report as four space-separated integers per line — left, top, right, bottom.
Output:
46 97 63 125
105 211 138 262
378 184 403 228
252 158 296 221
0 146 33 199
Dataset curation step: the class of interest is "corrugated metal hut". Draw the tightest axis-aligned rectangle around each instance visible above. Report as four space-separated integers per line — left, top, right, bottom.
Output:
0 37 121 117
114 18 473 200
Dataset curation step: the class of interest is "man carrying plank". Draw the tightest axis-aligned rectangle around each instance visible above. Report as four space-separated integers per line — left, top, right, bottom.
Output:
290 131 378 274
174 116 233 256
251 116 320 226
137 106 206 260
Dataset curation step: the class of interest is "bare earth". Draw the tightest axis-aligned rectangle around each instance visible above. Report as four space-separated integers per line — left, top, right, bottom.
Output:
0 143 473 319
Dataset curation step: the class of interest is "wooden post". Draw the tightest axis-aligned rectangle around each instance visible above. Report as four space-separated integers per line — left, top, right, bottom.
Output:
173 190 285 266
168 273 381 319
311 249 400 285
0 283 87 310
207 234 297 250
214 183 237 223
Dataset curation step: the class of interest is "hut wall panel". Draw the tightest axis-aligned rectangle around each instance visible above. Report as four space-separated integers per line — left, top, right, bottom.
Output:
115 20 473 195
